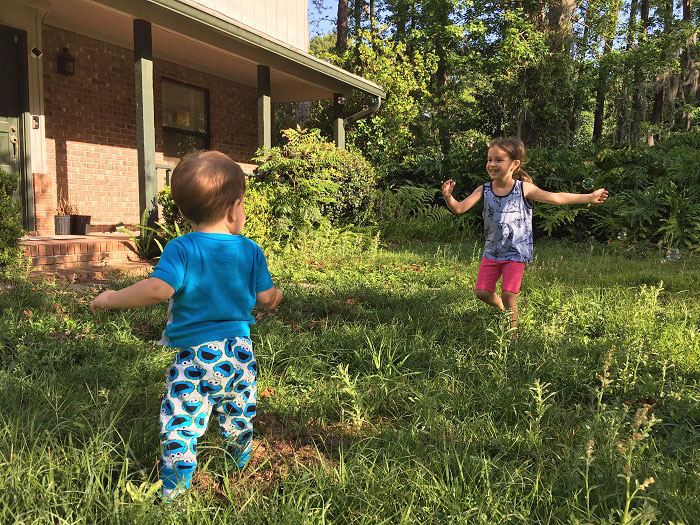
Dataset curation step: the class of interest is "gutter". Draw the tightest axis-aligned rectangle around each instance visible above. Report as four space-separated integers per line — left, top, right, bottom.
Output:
344 96 382 127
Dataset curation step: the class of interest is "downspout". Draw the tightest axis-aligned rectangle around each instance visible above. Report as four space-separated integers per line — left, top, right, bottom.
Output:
343 95 382 127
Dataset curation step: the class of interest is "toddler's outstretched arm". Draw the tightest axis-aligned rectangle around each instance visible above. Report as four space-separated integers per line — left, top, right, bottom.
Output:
90 277 175 312
256 287 283 310
523 182 608 205
442 180 484 214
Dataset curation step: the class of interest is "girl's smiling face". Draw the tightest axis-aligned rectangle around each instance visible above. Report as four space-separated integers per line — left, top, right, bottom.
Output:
486 146 520 181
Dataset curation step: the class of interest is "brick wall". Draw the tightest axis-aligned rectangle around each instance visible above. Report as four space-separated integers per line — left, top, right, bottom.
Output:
39 25 258 235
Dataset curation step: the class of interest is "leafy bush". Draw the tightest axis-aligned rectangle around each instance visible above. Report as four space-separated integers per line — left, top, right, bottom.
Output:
398 131 700 252
158 186 191 236
523 133 700 250
373 184 477 242
0 170 24 272
116 210 164 261
158 182 272 248
254 127 377 226
157 128 378 250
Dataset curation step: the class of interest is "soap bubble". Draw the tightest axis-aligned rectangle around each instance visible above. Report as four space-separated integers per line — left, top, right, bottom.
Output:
617 231 627 241
582 178 594 190
665 248 680 262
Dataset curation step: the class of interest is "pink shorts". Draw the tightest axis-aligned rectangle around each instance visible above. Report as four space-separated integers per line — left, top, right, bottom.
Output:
475 258 526 294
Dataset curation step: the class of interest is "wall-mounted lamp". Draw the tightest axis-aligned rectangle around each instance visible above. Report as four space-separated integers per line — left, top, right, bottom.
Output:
57 47 75 76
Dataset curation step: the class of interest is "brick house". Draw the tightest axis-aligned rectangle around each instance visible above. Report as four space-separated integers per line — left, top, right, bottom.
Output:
2 0 385 236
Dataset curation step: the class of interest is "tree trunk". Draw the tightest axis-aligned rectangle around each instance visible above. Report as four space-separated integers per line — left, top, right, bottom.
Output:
570 1 591 141
336 0 349 51
630 0 650 143
679 0 697 128
295 101 311 129
593 41 612 142
353 0 364 38
432 0 452 154
353 0 364 65
650 0 672 128
370 0 376 39
548 0 577 53
616 0 639 145
394 0 409 41
407 1 417 57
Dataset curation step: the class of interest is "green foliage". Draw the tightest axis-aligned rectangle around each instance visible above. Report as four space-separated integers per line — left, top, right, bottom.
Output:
156 131 376 249
116 210 163 261
522 132 700 250
158 186 191 235
372 184 477 241
254 127 377 228
398 131 700 252
0 170 24 273
309 29 436 181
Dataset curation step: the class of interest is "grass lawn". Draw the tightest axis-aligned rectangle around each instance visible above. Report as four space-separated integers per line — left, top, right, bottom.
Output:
1 235 699 524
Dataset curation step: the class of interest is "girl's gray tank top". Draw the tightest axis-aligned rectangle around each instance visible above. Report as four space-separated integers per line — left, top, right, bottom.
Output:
482 180 533 262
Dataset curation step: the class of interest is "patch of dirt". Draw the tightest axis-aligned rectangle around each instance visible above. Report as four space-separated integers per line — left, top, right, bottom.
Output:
191 413 362 501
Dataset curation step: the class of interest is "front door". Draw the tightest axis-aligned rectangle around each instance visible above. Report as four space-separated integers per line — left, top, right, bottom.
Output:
0 24 32 230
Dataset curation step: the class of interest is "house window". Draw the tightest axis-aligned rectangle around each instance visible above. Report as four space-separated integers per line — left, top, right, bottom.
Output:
162 79 210 158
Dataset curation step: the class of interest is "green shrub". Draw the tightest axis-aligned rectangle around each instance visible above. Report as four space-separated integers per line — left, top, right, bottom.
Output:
158 181 273 248
522 133 700 251
254 127 377 226
397 131 700 252
0 170 24 272
373 184 477 242
157 185 191 235
157 131 376 249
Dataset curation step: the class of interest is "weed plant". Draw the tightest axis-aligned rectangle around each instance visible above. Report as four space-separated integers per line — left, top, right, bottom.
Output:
0 235 698 523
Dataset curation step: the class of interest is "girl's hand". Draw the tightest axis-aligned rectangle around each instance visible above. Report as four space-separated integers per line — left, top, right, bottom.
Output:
590 188 609 204
90 290 115 313
442 180 456 199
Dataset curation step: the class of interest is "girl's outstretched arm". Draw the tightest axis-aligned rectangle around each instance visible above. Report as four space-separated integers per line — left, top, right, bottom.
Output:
523 181 608 205
442 180 484 214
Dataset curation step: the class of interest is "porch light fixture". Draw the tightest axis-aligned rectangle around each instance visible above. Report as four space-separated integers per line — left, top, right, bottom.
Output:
57 47 75 76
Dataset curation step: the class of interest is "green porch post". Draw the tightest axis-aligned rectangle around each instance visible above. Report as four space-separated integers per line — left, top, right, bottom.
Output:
134 19 157 222
257 65 271 149
333 93 345 149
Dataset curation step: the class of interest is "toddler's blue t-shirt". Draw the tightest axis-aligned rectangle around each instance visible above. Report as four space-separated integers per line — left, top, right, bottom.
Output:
151 232 274 348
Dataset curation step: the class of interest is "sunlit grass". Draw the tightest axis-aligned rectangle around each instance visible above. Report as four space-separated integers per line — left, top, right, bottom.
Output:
1 235 699 523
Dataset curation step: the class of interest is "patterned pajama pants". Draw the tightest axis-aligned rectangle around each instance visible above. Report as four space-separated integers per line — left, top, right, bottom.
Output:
159 336 257 497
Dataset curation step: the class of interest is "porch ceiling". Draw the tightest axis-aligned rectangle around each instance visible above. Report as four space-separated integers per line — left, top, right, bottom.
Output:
41 0 385 103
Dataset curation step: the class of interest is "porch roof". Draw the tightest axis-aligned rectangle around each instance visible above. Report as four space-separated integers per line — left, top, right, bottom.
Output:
41 0 386 103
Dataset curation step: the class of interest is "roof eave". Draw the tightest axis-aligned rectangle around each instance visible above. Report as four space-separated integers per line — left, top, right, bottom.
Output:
94 0 386 98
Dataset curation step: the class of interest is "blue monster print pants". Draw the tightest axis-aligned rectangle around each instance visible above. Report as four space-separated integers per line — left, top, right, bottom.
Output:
159 336 257 497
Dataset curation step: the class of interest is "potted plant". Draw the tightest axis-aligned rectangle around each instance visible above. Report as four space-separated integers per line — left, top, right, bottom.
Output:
54 195 76 235
71 209 91 235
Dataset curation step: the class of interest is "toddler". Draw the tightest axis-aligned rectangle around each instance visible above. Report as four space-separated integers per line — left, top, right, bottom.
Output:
91 151 282 498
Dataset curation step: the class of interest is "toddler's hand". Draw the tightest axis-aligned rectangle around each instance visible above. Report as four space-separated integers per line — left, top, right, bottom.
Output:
90 290 114 313
590 188 608 204
442 180 456 199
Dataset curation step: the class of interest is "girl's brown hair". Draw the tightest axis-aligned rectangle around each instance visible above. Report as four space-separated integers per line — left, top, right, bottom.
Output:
171 150 246 225
488 137 533 183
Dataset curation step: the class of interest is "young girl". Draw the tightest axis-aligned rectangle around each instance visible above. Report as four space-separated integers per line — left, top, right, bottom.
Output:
441 137 608 331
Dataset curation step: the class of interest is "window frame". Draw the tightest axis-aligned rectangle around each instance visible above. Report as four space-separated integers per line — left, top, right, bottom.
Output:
160 77 211 156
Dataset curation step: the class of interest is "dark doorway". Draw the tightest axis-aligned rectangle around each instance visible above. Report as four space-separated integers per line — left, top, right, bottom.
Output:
0 24 33 231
